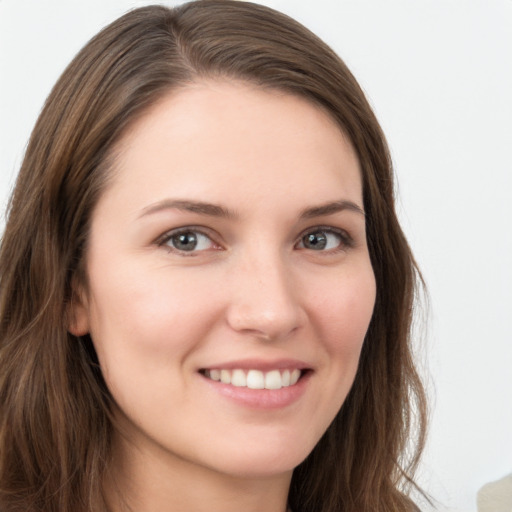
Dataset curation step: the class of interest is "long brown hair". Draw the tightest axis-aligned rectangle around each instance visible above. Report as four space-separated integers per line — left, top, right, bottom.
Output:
0 2 427 511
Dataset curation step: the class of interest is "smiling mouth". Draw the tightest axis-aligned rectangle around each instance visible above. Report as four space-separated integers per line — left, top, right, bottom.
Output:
200 368 306 390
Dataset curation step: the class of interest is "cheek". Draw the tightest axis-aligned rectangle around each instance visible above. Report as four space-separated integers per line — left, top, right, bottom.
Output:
85 264 225 425
86 263 221 374
310 264 376 361
295 264 375 443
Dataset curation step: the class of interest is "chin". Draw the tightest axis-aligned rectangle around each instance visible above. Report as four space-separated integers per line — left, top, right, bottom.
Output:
201 436 316 479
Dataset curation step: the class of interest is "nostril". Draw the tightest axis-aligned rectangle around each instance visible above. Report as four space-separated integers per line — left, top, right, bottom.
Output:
225 302 305 342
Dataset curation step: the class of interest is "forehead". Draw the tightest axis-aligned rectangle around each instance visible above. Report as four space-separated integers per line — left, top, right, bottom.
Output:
102 80 362 214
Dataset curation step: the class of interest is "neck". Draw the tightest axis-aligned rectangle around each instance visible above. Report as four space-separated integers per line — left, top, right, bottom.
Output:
105 430 292 512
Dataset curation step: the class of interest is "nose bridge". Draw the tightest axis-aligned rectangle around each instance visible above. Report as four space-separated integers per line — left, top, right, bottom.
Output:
226 243 303 340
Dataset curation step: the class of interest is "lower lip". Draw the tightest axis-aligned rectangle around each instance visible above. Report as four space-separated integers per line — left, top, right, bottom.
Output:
200 372 311 409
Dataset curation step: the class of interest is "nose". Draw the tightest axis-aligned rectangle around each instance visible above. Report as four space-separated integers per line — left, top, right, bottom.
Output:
225 250 305 341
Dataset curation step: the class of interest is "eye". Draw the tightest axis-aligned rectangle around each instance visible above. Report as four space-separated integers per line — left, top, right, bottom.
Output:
158 228 218 254
296 228 351 252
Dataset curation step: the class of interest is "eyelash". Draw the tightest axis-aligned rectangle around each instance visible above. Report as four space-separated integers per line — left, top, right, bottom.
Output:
156 226 354 255
156 227 220 256
296 226 354 253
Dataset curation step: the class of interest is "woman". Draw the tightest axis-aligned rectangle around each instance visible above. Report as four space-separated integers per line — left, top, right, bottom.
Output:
0 1 427 511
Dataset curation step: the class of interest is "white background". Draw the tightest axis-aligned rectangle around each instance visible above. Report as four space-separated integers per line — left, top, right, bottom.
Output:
1 1 511 511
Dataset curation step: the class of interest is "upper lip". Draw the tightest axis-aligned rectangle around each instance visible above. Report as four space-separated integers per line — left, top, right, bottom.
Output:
199 358 312 372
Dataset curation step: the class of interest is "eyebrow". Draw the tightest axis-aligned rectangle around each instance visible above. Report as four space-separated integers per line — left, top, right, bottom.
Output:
139 199 238 219
299 200 365 219
139 198 364 220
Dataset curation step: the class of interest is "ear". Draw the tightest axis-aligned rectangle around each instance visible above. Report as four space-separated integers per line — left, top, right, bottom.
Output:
67 285 90 336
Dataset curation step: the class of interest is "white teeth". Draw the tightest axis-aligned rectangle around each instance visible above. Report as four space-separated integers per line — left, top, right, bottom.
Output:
265 370 282 390
209 369 221 381
204 368 304 389
290 369 301 385
246 370 265 389
231 369 247 387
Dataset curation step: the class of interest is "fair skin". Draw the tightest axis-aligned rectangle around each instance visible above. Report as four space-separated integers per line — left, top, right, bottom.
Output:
71 81 376 512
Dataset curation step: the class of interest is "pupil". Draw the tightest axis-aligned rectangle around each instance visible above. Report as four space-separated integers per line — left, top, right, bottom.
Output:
305 232 327 250
173 232 197 251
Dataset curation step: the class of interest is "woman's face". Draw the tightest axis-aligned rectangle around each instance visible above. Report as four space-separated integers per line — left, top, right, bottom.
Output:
72 81 376 479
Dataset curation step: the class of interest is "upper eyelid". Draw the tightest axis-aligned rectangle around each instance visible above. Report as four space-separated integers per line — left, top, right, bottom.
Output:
295 225 355 251
155 226 220 247
154 224 354 248
297 225 353 240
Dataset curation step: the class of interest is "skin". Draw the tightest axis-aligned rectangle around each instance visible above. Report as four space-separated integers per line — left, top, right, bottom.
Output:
71 81 376 512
